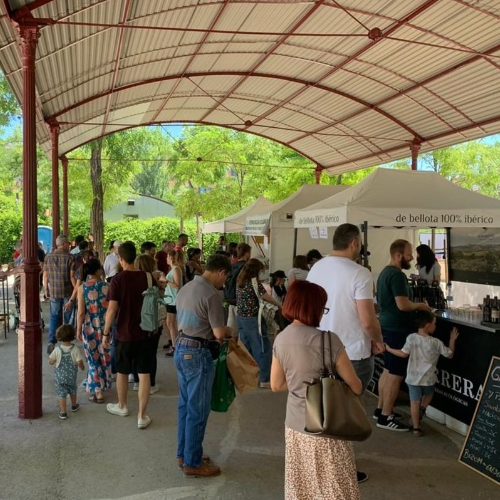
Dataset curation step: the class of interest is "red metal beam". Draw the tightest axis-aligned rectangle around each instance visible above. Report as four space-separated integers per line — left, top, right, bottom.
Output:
48 71 420 139
245 0 441 131
199 0 328 123
288 39 500 147
60 155 69 236
149 0 232 124
48 119 60 245
323 114 500 172
16 20 43 420
14 0 56 13
58 119 324 168
100 0 132 138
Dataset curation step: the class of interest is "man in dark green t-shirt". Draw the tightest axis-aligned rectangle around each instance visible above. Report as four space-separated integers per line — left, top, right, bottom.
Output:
375 239 431 432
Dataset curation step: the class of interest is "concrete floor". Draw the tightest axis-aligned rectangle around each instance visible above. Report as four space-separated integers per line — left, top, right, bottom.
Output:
0 303 499 500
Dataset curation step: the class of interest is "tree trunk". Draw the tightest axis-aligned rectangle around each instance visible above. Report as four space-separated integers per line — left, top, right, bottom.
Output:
90 139 105 259
196 212 202 248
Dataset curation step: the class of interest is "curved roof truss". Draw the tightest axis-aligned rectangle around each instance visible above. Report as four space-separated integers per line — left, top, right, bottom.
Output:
0 0 499 173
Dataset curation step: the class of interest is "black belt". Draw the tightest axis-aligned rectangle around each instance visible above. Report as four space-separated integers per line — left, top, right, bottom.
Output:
177 333 211 348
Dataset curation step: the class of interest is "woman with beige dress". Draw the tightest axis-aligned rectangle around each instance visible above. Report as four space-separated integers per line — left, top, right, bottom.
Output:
271 280 362 500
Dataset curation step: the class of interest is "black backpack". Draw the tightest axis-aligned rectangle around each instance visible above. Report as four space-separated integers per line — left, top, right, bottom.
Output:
224 261 245 303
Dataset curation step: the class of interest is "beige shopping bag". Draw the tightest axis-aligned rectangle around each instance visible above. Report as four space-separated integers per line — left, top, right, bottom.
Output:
227 340 260 394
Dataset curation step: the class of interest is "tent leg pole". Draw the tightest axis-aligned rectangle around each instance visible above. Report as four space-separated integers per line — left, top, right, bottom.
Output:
445 228 451 284
293 228 298 259
362 221 369 268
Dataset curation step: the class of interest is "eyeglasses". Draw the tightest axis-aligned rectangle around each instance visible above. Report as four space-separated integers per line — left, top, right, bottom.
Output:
323 307 330 315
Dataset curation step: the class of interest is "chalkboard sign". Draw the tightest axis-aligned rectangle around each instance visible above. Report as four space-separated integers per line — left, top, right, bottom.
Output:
459 356 500 486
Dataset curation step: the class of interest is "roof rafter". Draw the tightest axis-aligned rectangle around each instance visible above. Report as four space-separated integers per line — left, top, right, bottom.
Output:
244 0 441 133
323 114 500 172
100 0 132 138
58 119 324 167
46 71 419 139
198 0 329 123
288 39 500 146
148 0 232 125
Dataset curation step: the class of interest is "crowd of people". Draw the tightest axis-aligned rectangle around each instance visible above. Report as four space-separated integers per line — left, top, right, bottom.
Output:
20 224 456 498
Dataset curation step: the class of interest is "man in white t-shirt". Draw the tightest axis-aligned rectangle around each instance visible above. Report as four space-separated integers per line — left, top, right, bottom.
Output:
307 223 384 484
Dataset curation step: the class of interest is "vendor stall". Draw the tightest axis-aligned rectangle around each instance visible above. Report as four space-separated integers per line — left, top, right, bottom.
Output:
203 196 274 257
244 185 348 272
294 168 500 435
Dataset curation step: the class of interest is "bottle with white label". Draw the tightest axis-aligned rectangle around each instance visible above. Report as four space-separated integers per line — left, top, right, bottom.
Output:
492 297 500 324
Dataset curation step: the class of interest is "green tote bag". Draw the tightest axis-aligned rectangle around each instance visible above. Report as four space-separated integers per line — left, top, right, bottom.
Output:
211 343 236 412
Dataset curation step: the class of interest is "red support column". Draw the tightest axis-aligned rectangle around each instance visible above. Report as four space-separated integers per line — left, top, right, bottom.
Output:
314 165 322 185
410 140 421 171
61 155 69 236
48 120 60 246
16 21 42 419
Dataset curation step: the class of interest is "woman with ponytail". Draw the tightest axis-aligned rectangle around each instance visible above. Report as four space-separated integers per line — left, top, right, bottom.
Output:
76 259 112 403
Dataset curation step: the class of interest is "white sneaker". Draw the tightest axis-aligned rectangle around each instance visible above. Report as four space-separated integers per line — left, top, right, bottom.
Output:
150 384 160 395
133 383 139 391
138 415 151 429
106 403 129 417
128 374 134 383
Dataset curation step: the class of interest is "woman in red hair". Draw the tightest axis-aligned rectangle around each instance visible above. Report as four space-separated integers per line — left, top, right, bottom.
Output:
271 280 362 500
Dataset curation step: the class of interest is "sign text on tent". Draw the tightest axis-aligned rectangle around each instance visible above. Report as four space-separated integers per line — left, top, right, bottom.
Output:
396 213 494 225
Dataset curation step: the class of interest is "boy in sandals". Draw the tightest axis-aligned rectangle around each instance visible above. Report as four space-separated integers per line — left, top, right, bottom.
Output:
385 310 458 436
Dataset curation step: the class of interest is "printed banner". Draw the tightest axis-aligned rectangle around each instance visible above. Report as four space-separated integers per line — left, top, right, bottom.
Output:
243 215 270 236
295 208 500 228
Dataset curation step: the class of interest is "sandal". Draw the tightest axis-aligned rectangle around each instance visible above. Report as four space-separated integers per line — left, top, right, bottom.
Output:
413 428 423 437
88 394 105 404
165 347 175 357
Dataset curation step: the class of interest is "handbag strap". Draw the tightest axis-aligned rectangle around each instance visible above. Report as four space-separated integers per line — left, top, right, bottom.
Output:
251 278 264 336
320 330 338 378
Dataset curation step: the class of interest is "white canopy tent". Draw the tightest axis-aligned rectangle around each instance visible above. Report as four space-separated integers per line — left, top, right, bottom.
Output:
245 185 348 272
295 169 500 281
203 196 274 234
295 169 500 229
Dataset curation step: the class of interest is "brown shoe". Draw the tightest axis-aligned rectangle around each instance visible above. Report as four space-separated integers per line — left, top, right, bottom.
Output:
178 455 211 468
184 463 221 478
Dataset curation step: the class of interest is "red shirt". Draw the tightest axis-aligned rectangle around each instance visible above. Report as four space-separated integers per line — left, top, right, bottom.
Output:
107 270 148 341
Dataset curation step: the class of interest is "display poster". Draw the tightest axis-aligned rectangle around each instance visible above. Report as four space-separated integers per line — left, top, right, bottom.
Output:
319 226 328 239
449 227 500 286
309 227 319 239
459 357 500 486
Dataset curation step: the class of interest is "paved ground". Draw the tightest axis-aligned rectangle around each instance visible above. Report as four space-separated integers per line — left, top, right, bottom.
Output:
0 302 499 500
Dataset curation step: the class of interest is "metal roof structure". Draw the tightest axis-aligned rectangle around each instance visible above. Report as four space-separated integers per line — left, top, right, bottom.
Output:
1 0 500 173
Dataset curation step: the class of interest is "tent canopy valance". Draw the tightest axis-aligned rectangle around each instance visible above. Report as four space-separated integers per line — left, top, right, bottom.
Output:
294 169 500 228
245 184 348 235
203 196 274 234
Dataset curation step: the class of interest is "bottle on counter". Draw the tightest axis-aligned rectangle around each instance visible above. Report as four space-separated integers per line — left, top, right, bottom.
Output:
492 297 500 324
484 295 492 323
446 282 453 308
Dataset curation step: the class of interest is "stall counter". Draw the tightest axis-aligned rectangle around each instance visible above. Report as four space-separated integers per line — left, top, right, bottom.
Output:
428 311 500 435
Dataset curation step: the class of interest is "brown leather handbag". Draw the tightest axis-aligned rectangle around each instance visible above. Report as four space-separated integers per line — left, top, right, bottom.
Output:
304 331 372 442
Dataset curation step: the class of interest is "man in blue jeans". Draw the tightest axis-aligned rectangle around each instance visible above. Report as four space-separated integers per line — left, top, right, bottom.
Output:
43 235 75 355
175 254 233 478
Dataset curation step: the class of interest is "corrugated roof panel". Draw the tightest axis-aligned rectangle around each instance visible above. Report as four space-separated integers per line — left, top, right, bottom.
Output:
1 0 500 166
232 2 309 33
257 54 328 81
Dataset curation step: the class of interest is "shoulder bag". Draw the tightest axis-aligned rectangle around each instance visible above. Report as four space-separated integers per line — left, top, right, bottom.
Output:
251 278 279 337
304 330 372 442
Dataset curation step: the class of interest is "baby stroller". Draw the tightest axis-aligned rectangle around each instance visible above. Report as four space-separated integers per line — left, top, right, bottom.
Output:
13 273 45 332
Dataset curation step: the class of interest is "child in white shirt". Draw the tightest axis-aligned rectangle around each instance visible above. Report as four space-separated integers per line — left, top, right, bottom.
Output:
49 324 85 420
385 310 459 436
